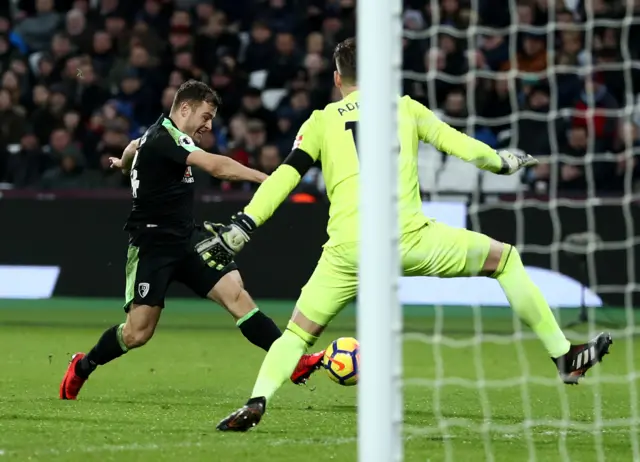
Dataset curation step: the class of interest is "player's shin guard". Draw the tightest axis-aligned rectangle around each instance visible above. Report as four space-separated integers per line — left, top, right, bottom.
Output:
237 308 282 352
494 245 571 358
76 323 129 378
251 322 317 401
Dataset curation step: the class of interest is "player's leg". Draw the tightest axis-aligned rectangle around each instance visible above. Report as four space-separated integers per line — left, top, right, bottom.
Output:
59 244 171 400
482 238 612 383
217 244 358 431
177 248 282 351
403 222 612 383
178 243 325 385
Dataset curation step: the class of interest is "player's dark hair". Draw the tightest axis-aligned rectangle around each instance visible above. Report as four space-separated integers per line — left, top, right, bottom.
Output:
333 37 356 83
172 79 221 111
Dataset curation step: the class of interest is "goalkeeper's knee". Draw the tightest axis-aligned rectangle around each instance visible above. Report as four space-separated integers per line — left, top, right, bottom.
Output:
286 320 319 347
491 244 522 278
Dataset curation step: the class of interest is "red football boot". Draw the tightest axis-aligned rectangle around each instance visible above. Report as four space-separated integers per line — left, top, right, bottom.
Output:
59 353 88 400
290 351 325 384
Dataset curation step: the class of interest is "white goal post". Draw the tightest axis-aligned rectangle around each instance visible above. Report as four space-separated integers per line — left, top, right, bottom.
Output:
357 0 640 460
356 0 403 461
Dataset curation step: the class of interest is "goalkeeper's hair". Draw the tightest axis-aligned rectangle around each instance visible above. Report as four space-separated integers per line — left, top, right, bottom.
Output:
333 37 356 84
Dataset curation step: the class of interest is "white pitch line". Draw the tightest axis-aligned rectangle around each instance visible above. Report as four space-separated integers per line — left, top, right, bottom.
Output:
7 435 359 458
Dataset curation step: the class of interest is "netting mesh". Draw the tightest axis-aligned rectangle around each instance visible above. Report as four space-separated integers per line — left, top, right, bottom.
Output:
401 0 640 459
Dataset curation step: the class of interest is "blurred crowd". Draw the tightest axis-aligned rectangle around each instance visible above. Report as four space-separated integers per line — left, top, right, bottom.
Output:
0 0 639 194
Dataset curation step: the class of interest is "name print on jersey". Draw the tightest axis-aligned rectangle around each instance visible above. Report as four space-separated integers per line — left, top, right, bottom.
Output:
337 101 359 116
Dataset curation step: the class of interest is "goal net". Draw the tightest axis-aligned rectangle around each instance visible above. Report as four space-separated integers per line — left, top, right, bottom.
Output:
393 0 640 460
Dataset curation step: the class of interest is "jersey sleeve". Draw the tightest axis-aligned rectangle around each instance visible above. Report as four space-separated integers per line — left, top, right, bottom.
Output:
160 127 200 165
244 111 324 226
408 97 502 173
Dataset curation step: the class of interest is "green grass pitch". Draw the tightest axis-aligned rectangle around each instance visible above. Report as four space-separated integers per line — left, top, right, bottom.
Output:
0 298 638 461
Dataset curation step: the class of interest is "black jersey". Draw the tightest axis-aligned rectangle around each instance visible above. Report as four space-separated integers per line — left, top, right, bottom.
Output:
124 115 201 239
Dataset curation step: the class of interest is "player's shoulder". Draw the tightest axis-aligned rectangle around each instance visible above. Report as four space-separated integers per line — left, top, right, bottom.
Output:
399 95 420 113
308 108 326 124
146 116 185 147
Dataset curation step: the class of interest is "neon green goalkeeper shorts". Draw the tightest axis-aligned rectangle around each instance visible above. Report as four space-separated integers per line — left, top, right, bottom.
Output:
296 221 492 326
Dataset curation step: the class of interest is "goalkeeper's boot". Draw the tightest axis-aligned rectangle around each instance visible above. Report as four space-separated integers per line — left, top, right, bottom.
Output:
553 332 613 384
216 397 266 432
290 351 325 385
59 353 88 400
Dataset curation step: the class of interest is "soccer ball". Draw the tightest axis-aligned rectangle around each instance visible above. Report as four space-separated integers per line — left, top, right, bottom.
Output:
323 337 359 386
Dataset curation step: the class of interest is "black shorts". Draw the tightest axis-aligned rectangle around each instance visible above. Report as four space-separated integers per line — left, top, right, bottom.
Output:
123 228 237 311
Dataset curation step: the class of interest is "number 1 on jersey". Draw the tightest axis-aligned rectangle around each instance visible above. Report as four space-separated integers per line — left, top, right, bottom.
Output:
345 121 359 158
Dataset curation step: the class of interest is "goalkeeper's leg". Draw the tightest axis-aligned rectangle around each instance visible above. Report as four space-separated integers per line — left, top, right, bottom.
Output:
403 222 612 384
216 244 357 432
487 241 612 384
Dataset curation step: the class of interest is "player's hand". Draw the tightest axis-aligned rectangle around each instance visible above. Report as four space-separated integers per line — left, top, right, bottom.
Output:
195 225 234 270
496 150 538 175
109 157 129 174
205 212 257 255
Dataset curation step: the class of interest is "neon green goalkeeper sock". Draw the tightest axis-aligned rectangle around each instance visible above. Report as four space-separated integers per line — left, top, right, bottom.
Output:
250 324 314 400
495 246 571 358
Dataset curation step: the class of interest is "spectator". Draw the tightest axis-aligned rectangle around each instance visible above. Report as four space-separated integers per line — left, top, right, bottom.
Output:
0 87 26 149
194 11 240 73
92 30 116 79
256 144 282 175
0 0 637 195
266 32 302 88
240 87 277 139
65 8 93 53
481 75 514 135
13 0 61 52
500 33 547 73
244 119 268 160
40 149 93 189
77 62 110 120
244 20 275 72
572 72 619 152
4 133 46 188
0 34 19 74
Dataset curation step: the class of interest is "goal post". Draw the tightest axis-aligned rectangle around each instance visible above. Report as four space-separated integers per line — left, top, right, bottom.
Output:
356 0 403 460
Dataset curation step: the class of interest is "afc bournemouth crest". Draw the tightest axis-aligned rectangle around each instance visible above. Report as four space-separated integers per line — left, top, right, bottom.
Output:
138 283 150 298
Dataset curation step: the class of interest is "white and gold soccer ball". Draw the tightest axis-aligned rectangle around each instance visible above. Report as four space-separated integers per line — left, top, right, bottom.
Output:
323 337 360 386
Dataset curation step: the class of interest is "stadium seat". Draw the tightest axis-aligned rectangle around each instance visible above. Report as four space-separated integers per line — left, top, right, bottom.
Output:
435 155 480 193
261 89 287 111
417 144 442 193
481 169 523 193
249 70 268 90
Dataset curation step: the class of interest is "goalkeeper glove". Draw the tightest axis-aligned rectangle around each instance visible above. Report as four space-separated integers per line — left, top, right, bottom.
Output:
496 150 538 175
195 223 234 270
205 212 257 256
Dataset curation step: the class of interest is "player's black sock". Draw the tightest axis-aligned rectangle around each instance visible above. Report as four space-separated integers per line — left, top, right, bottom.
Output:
76 324 128 378
237 309 282 352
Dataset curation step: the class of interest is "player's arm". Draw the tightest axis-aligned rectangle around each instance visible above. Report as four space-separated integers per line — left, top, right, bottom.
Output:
243 112 322 226
197 112 323 267
109 138 139 174
410 98 537 174
161 130 266 183
186 150 267 183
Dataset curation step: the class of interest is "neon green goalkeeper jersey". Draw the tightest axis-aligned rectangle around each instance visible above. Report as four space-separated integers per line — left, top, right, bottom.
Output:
244 90 503 247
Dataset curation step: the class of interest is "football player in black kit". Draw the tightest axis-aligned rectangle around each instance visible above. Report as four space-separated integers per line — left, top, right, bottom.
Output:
59 80 323 400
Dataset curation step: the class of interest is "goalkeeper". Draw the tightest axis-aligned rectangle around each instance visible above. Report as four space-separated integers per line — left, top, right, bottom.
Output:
212 38 613 432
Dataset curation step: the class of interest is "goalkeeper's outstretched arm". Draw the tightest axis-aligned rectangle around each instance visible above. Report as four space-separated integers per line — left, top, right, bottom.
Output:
244 112 323 226
409 98 537 175
243 148 313 226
